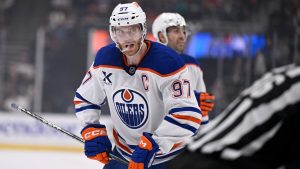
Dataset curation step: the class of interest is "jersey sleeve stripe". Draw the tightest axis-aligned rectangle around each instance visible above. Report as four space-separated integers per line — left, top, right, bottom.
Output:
74 101 84 105
171 142 184 150
155 147 185 159
75 92 92 104
169 107 201 114
201 120 209 125
75 92 106 106
171 114 202 124
201 115 209 125
164 116 197 133
75 105 101 113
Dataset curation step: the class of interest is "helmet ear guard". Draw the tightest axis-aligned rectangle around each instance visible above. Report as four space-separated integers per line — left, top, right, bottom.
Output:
152 12 187 45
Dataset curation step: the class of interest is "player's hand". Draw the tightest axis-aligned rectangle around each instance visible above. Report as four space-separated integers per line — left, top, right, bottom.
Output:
81 124 112 164
200 92 215 116
194 91 215 116
128 132 159 169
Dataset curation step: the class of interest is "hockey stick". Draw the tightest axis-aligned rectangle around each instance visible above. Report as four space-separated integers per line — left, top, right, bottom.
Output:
11 103 128 165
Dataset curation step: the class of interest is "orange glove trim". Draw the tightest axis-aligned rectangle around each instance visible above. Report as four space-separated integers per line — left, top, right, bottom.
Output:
138 135 153 151
200 93 215 102
81 127 107 141
199 93 215 115
128 160 144 169
200 102 214 111
88 152 109 164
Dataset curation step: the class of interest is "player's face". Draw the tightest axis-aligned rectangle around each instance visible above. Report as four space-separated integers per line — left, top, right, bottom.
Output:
166 26 187 53
114 24 143 56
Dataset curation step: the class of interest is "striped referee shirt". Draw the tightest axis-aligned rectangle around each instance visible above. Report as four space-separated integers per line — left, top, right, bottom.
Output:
188 64 300 168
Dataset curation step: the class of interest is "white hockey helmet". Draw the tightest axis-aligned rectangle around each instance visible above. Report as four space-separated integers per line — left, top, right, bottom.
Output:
152 12 186 45
109 2 147 43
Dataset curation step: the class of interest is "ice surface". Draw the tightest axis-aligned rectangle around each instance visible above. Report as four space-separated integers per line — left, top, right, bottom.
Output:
0 150 104 169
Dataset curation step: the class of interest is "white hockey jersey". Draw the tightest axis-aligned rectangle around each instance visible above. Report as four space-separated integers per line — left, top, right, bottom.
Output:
74 41 202 164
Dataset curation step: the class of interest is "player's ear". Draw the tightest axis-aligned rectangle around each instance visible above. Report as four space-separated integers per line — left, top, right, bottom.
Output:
158 32 167 43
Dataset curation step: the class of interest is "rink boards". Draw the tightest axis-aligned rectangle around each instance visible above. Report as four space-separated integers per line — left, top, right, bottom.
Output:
0 112 114 152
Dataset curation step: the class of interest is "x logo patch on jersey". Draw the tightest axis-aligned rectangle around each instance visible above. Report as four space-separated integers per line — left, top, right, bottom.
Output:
102 71 112 85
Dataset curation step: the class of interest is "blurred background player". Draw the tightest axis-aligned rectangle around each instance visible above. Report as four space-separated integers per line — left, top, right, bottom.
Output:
152 13 215 125
168 58 300 169
74 2 202 169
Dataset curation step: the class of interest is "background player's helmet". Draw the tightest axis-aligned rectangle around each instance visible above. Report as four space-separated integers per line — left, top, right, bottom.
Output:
109 2 147 43
152 12 186 45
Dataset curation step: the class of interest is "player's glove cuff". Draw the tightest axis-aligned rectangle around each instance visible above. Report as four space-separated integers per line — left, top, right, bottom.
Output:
129 132 159 169
81 124 112 164
81 124 108 140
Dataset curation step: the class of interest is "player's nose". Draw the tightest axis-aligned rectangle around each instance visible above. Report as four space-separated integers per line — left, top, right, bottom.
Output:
178 30 186 40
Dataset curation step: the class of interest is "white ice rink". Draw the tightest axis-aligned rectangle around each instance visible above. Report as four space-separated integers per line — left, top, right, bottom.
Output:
0 150 104 169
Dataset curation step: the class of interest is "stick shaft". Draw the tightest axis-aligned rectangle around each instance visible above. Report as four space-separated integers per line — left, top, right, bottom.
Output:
11 103 128 165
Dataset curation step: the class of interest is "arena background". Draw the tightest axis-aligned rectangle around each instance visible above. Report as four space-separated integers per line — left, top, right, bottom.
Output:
0 0 299 169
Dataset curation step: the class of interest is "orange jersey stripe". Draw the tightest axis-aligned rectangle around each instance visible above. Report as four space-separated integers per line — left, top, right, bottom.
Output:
171 114 202 124
138 65 186 77
74 101 84 105
171 142 184 150
92 64 186 77
93 65 123 70
112 129 132 154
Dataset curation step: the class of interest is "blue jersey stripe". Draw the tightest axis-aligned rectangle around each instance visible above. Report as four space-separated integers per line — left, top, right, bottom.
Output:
75 92 91 104
117 147 133 157
164 116 197 133
155 147 185 159
75 105 101 113
201 120 209 125
169 107 201 115
76 92 106 106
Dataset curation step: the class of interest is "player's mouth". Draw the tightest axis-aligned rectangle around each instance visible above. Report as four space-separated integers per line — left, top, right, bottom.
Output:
124 43 135 50
178 40 185 45
178 41 185 47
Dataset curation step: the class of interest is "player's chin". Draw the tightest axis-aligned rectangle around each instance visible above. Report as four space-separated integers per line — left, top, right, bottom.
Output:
124 48 138 56
177 46 185 53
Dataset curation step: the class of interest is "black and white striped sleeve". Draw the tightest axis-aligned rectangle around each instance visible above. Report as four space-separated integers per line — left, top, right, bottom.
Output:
188 64 300 162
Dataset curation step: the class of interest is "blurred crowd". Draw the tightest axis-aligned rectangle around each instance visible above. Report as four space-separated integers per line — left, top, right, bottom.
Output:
0 0 299 116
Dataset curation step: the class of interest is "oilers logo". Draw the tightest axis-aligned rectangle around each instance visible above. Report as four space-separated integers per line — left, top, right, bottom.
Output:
112 89 149 129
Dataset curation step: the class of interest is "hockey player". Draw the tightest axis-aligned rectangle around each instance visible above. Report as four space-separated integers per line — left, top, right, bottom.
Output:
74 2 202 169
152 13 215 125
169 61 300 169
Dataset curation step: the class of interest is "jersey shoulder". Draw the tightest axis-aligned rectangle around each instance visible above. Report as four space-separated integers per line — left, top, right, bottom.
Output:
140 41 185 75
180 53 201 67
93 43 123 67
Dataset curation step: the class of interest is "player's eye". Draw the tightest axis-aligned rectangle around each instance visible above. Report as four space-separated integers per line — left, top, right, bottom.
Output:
129 28 137 34
129 26 141 34
116 29 125 36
